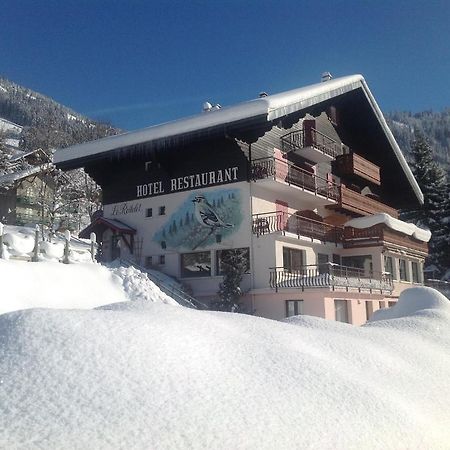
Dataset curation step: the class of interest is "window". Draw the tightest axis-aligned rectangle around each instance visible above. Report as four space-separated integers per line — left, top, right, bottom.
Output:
161 241 166 249
159 206 166 216
145 256 153 268
388 301 396 308
181 252 211 278
286 300 304 317
216 248 250 275
159 255 165 265
379 301 384 309
145 208 153 218
283 247 305 272
334 300 349 323
341 255 373 276
399 259 408 281
384 256 394 279
411 261 420 283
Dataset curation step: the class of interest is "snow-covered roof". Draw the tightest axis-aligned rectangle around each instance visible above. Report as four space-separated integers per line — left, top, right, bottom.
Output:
54 75 363 165
345 213 431 242
53 74 423 203
0 165 50 186
8 148 48 162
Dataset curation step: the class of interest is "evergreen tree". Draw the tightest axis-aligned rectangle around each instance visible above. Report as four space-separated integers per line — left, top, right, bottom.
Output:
214 249 248 312
440 181 450 272
401 131 448 272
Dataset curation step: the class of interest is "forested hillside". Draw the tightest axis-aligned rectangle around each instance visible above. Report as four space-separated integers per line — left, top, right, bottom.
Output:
0 77 120 152
386 110 450 175
0 77 121 232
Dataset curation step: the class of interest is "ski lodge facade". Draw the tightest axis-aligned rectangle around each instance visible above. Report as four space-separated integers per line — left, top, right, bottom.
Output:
54 74 430 324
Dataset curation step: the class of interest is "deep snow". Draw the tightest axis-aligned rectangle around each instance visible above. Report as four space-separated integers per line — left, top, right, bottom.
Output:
0 287 449 449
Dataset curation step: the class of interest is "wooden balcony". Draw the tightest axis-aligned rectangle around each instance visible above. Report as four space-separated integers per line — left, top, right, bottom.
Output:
269 264 393 293
251 157 339 201
280 127 342 164
333 152 381 185
252 212 343 244
327 185 398 218
344 224 428 254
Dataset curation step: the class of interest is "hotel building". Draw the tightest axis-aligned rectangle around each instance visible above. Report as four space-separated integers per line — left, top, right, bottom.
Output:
54 74 430 324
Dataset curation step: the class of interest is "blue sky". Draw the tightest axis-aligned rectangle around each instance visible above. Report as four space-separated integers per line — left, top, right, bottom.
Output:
1 0 449 130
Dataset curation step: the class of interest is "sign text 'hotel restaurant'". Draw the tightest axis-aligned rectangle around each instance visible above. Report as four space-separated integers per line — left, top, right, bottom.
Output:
136 166 239 199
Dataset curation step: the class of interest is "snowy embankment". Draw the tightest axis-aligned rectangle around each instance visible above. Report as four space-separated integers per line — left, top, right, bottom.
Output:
0 224 178 313
0 260 178 314
1 287 449 449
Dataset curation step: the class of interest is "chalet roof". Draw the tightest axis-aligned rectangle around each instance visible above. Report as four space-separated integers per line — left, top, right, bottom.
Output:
53 74 423 204
0 165 49 186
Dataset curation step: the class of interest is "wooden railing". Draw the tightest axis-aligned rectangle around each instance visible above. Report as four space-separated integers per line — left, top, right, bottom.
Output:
344 224 428 253
251 156 339 200
252 212 343 244
333 152 381 185
334 186 398 218
269 264 393 293
281 128 342 159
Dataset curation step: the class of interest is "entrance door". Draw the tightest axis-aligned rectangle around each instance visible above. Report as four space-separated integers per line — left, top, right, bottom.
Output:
111 234 121 260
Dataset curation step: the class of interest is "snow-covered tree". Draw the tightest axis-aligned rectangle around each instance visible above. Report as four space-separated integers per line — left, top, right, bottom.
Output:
401 131 448 272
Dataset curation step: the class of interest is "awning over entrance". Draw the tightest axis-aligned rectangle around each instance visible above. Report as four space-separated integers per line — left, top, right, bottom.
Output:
79 217 136 254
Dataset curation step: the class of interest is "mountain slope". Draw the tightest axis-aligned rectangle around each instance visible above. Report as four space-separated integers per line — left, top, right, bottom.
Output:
386 110 450 175
0 77 120 152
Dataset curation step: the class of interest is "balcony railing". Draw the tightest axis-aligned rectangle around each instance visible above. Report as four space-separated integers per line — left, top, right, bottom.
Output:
329 186 398 218
281 128 342 159
344 224 428 254
333 152 381 185
269 264 393 293
252 212 343 244
251 157 339 200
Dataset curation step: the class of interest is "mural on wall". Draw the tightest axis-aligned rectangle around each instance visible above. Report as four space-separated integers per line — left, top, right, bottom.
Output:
153 188 243 251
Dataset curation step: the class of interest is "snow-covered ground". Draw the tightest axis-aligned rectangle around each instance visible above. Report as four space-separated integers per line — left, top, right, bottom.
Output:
0 260 178 314
0 280 449 448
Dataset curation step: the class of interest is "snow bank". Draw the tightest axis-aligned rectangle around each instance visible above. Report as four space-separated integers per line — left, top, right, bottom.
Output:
369 286 448 321
345 213 431 242
0 260 178 314
0 287 449 449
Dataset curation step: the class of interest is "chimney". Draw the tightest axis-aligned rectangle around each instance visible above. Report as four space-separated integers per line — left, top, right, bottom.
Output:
321 72 333 82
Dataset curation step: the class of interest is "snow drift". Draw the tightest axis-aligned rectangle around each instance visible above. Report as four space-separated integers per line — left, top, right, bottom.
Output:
0 287 449 449
0 260 178 314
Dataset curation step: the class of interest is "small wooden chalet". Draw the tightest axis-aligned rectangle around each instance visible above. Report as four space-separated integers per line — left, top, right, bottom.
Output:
0 148 54 226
